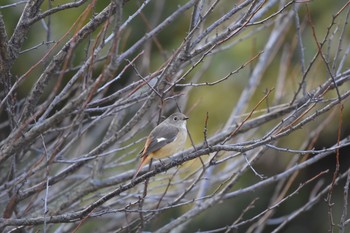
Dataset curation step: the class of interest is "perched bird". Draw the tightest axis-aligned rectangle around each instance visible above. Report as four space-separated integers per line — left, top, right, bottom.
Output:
133 112 189 180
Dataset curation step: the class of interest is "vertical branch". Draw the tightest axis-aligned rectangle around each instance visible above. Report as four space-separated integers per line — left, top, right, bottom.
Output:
326 104 344 232
293 3 306 95
339 170 350 233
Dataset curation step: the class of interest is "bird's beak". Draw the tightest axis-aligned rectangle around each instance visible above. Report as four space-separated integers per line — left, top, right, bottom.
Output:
184 116 189 120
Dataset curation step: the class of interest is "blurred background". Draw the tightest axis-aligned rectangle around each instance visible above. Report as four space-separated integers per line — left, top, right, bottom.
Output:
1 0 350 232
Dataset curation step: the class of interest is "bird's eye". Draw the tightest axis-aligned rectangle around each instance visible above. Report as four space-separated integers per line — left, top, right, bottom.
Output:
173 116 178 121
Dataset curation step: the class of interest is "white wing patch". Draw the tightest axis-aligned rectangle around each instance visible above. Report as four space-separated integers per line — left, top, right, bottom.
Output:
156 137 167 143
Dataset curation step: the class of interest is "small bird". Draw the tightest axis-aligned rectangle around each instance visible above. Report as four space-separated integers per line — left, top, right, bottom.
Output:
133 112 189 180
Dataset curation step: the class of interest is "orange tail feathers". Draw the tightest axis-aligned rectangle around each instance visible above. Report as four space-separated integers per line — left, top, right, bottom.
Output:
132 154 152 180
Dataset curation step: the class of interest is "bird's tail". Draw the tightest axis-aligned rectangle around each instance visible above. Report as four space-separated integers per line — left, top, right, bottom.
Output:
132 154 152 181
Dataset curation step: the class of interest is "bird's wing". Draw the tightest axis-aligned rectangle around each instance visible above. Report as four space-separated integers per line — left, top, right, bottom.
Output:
140 125 179 157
